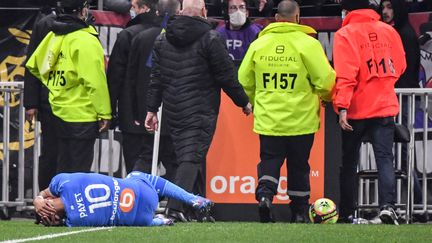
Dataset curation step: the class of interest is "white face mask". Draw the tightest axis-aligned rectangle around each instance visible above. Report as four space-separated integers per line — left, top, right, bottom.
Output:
130 9 137 19
229 10 246 27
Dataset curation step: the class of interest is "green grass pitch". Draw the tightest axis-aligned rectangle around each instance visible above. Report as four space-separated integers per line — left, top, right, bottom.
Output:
1 220 431 242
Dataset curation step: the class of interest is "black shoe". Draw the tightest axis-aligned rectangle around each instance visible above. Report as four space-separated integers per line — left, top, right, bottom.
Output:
412 213 428 223
166 209 189 223
290 205 310 224
194 197 215 223
258 197 275 223
292 211 310 223
337 215 353 224
379 206 399 225
197 213 216 223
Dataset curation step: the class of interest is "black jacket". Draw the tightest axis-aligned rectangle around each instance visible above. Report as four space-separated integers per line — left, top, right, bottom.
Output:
380 0 420 88
107 12 160 133
127 24 169 134
24 12 56 112
147 16 249 163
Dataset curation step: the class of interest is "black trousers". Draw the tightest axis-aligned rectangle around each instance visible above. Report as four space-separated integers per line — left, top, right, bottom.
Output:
122 132 149 173
131 133 178 182
37 109 59 190
256 134 314 210
54 117 98 173
56 137 96 172
166 160 205 212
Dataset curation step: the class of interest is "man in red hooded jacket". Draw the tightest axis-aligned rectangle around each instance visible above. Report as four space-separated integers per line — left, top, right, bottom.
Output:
333 0 406 225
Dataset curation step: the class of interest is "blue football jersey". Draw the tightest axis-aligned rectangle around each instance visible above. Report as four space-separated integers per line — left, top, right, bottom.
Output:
49 172 159 227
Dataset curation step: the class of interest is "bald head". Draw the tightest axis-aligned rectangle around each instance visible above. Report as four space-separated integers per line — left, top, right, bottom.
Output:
181 0 206 17
275 0 300 23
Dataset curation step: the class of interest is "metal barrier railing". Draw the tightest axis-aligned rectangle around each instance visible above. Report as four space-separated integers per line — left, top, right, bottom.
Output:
0 81 32 217
358 88 432 223
2 82 431 221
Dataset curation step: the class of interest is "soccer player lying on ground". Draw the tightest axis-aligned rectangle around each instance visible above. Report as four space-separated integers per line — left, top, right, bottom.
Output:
33 172 214 226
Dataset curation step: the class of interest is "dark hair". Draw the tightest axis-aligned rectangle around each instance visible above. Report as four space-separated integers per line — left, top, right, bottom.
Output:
221 0 249 26
137 0 158 11
157 0 181 16
379 0 408 29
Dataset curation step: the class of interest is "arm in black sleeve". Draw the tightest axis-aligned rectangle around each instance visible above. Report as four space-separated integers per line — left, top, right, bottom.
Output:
107 31 131 116
135 28 162 121
399 27 420 88
146 38 164 113
206 31 249 108
125 37 140 122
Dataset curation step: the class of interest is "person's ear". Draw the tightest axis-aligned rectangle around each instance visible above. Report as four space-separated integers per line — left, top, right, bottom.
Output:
202 7 207 19
275 13 280 21
296 14 300 24
81 7 88 21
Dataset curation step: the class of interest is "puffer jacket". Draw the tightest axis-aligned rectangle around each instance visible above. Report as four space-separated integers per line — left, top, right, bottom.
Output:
147 15 249 163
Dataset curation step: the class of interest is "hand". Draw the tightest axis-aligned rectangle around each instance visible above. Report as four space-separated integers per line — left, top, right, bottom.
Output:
40 213 62 226
145 112 159 133
98 119 111 133
259 0 267 11
321 100 327 107
26 108 38 121
33 197 56 218
242 102 252 116
339 110 353 131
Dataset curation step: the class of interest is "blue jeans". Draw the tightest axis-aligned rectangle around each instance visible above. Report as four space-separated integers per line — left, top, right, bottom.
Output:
339 117 396 217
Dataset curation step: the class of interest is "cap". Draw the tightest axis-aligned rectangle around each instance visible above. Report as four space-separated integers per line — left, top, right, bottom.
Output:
60 0 88 12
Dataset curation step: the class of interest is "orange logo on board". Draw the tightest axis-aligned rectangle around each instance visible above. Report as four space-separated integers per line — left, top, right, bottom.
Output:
119 188 135 213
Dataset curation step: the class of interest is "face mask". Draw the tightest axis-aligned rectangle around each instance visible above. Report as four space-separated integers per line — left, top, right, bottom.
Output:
229 10 246 27
341 10 347 20
130 9 137 19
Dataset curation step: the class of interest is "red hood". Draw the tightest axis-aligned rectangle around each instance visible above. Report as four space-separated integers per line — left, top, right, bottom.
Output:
342 9 381 27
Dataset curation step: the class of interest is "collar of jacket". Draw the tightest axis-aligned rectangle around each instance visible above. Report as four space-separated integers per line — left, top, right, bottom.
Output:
258 22 316 38
126 12 157 27
342 9 381 27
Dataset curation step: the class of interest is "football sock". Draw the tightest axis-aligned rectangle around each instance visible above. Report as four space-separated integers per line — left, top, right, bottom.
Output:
141 173 197 206
151 217 165 226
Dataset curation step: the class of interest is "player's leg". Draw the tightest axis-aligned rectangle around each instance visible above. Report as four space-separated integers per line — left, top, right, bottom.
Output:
128 172 213 211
